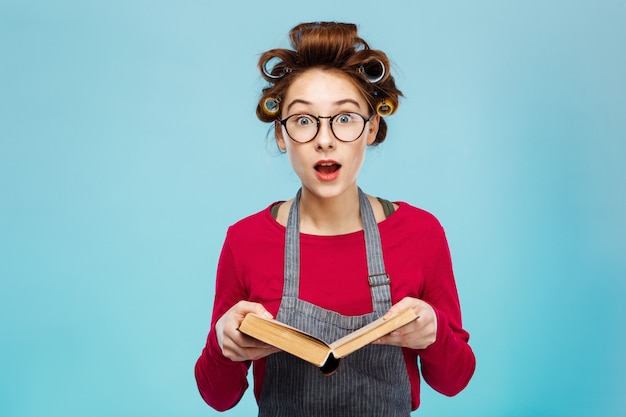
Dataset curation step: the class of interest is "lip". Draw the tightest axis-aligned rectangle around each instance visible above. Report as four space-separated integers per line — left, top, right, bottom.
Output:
314 159 342 182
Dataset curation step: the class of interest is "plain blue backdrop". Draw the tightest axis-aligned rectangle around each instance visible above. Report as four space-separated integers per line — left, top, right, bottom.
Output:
1 1 625 416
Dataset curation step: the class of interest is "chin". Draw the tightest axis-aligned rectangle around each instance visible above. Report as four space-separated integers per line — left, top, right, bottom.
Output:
301 182 356 200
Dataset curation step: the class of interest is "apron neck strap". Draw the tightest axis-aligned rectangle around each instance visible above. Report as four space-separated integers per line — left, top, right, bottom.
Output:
283 188 392 315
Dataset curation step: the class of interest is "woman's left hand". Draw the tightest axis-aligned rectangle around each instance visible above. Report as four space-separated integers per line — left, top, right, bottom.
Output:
374 297 438 350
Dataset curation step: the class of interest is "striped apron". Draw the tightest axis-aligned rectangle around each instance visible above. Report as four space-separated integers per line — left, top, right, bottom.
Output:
258 188 411 417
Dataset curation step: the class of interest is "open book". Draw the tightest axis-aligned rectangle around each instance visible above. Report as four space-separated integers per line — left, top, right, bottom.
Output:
238 308 418 375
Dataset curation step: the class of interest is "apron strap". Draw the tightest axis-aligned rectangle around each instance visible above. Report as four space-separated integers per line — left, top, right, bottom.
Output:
282 188 302 307
358 188 392 315
283 188 391 315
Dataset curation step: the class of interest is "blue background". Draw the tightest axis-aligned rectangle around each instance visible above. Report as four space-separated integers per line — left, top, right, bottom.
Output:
1 1 625 416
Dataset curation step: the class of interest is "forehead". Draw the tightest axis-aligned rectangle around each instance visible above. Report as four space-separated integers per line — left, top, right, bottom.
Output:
283 68 367 108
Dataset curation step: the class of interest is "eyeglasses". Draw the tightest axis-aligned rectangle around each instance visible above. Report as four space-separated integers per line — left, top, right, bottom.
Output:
279 112 374 143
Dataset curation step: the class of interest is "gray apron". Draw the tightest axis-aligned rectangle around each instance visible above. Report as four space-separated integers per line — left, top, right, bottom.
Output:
258 188 411 417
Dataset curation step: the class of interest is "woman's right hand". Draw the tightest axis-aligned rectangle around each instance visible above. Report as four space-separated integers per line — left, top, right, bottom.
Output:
215 300 280 361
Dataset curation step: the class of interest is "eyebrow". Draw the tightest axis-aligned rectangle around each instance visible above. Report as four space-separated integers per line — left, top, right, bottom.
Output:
286 98 362 113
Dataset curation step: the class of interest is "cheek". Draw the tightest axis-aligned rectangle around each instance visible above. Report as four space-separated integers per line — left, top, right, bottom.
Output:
285 147 307 174
348 144 368 171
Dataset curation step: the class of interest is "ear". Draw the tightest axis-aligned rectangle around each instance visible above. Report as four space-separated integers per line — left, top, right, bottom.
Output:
366 114 380 146
275 120 287 151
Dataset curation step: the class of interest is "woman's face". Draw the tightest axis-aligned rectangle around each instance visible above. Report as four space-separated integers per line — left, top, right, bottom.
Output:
275 68 379 200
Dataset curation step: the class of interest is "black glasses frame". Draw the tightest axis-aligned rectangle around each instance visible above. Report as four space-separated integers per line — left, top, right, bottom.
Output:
278 113 374 143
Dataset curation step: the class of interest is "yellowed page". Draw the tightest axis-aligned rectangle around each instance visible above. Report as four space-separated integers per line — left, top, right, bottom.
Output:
239 314 331 366
330 309 418 358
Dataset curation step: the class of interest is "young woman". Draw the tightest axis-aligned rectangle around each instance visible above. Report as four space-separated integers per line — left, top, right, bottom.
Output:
195 22 475 416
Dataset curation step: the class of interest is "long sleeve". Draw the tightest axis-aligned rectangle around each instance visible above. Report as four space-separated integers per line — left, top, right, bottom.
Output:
194 202 475 412
195 235 251 411
417 229 476 396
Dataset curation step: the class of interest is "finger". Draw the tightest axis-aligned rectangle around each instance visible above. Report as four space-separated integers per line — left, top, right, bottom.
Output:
237 333 275 349
382 297 419 320
373 320 428 348
375 332 403 346
233 301 274 319
245 345 281 361
223 336 277 361
235 339 281 361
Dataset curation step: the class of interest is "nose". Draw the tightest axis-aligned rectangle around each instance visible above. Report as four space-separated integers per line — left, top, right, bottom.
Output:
314 117 336 150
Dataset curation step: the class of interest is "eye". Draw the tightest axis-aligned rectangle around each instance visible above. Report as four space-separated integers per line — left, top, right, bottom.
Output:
294 115 316 127
334 113 356 124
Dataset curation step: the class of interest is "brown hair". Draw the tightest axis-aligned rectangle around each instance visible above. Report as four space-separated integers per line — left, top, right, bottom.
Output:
255 22 403 145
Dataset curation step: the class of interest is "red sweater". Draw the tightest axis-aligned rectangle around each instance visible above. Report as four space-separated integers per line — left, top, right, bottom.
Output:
195 201 475 411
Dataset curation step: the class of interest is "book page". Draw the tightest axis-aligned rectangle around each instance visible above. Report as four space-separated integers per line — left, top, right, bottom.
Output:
329 309 418 358
239 314 332 367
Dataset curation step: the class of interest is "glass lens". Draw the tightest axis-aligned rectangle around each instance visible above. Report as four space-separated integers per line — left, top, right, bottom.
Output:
284 114 318 143
331 113 366 142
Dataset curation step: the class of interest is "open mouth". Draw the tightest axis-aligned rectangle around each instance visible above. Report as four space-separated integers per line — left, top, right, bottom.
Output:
314 161 341 175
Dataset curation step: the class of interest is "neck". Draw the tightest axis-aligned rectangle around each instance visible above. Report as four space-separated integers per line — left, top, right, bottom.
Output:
298 186 362 235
